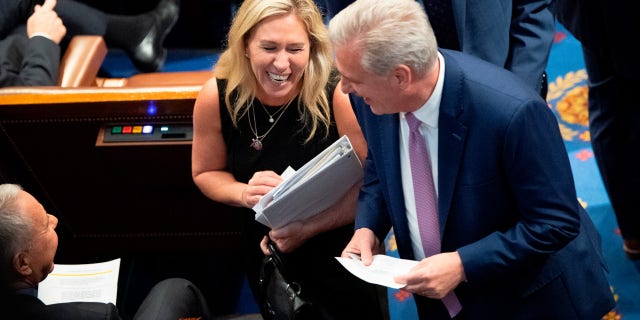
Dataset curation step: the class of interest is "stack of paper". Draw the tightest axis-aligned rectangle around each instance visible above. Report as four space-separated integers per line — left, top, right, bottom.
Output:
38 258 121 305
253 135 364 228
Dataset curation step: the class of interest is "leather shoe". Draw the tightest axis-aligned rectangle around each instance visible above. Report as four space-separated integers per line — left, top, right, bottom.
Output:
128 0 180 72
623 239 640 260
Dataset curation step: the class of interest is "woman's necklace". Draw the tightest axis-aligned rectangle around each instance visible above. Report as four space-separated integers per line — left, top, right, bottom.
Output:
260 102 288 123
248 99 293 151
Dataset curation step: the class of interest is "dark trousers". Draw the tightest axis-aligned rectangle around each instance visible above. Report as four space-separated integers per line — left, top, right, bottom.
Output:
584 45 640 240
133 278 212 320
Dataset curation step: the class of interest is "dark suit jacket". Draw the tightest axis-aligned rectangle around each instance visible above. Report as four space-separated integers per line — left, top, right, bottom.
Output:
0 0 107 87
1 278 210 320
350 49 615 319
0 0 59 87
3 292 120 320
0 34 60 87
436 0 555 93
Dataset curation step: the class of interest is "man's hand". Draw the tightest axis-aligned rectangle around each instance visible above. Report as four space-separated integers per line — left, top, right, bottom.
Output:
267 220 309 253
341 228 381 266
393 251 466 299
27 0 66 44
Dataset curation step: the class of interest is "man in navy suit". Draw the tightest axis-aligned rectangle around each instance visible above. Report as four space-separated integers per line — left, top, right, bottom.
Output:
0 183 212 320
328 0 615 318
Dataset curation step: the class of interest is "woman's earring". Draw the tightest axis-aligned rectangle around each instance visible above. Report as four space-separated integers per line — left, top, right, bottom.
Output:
245 52 249 58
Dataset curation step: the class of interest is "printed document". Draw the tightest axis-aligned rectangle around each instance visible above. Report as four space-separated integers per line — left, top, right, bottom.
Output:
253 135 363 228
335 254 419 289
38 258 121 305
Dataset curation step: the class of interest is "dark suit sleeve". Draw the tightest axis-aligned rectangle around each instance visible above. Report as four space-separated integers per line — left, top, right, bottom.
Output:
0 0 39 39
349 94 393 241
45 302 121 320
506 0 555 92
0 34 60 87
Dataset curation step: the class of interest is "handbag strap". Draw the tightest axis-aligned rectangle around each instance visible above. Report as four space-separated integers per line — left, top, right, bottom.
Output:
267 239 289 277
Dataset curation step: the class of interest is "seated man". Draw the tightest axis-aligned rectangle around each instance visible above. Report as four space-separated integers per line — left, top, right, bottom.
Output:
0 0 179 87
0 183 212 320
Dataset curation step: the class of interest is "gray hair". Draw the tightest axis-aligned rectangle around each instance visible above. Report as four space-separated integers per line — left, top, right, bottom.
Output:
328 0 438 78
0 184 30 290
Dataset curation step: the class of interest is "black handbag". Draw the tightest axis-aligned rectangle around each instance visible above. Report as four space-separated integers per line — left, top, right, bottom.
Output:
258 240 315 320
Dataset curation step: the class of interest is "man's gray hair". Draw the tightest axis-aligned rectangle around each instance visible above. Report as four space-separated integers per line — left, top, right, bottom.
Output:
328 0 438 78
0 184 30 289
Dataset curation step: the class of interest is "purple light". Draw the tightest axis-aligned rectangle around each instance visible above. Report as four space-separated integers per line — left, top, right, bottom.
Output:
147 101 157 115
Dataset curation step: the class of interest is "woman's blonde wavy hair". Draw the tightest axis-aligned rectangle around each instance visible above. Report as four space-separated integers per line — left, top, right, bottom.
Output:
214 0 334 142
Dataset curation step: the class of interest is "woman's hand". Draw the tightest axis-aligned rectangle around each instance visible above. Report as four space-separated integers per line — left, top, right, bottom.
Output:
241 170 283 207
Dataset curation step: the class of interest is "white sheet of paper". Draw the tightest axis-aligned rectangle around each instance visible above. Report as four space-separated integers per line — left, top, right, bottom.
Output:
37 258 121 305
335 254 419 289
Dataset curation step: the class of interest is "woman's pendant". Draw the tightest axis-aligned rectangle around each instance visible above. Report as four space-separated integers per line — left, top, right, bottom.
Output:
250 138 263 151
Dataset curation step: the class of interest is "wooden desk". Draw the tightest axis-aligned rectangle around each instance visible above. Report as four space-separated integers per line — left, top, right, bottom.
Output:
0 85 242 259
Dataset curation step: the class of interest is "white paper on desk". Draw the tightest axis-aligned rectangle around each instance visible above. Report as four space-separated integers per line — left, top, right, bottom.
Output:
38 258 120 305
253 135 363 229
335 254 418 289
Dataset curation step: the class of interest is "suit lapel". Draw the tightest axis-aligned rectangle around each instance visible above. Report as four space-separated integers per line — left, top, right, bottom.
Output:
376 113 405 214
438 50 468 236
376 113 416 253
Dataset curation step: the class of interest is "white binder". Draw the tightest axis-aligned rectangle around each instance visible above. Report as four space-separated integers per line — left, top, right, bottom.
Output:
253 135 364 228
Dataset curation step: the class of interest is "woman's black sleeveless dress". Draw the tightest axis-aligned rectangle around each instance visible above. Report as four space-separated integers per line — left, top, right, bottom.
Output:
216 78 387 320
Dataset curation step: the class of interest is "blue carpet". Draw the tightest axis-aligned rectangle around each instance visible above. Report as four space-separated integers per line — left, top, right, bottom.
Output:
101 21 640 319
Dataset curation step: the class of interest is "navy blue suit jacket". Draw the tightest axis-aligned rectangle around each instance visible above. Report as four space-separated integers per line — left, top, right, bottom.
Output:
445 0 554 93
350 49 615 318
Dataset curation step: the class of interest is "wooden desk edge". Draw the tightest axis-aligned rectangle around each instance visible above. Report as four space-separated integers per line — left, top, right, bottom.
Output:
0 85 202 105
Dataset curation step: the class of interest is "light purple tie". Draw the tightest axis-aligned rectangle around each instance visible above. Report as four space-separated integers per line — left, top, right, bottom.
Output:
406 112 462 318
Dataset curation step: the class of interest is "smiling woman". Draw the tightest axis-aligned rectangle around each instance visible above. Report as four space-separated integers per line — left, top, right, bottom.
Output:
190 0 388 319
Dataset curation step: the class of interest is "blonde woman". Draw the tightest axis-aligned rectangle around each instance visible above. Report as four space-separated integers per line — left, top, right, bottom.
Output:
191 0 387 318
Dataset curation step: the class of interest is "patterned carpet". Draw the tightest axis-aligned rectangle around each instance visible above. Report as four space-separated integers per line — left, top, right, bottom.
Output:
101 22 640 320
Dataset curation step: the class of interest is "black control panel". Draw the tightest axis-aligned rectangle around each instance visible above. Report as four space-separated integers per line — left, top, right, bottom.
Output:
100 123 192 144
